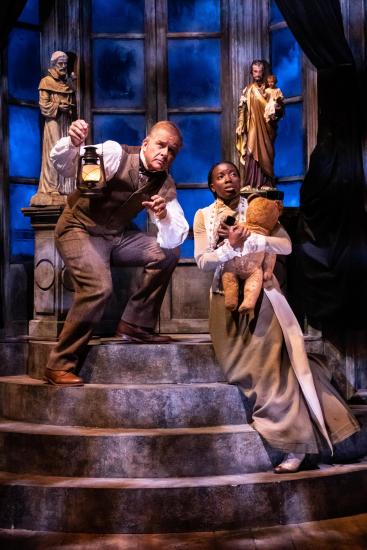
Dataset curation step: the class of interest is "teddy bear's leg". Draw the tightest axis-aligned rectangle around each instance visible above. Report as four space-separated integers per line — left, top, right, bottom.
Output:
239 267 263 313
222 271 240 311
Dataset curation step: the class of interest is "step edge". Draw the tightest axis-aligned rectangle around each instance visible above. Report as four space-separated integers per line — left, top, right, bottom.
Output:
0 376 233 389
1 463 366 489
0 420 254 437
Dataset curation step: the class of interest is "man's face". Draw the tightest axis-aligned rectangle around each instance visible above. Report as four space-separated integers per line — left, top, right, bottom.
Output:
251 64 264 83
54 57 68 78
142 127 181 171
210 163 241 201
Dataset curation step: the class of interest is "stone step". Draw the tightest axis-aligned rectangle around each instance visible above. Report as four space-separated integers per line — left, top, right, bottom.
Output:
0 376 246 428
2 513 367 549
27 338 225 384
27 339 226 384
0 420 278 478
0 463 366 533
0 340 27 377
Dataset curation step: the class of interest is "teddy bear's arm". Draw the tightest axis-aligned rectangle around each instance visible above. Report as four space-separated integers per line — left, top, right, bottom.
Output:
265 224 292 255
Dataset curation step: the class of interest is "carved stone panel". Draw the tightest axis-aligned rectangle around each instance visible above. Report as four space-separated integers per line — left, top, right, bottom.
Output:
22 206 72 338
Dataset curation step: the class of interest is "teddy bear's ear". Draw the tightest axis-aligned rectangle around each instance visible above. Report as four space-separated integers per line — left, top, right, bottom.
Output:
274 199 284 214
247 193 262 204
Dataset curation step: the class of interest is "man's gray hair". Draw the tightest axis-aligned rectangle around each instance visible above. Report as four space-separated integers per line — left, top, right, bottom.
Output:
148 121 183 147
50 51 68 65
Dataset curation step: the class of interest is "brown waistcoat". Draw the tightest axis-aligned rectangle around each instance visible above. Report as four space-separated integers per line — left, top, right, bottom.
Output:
57 148 177 237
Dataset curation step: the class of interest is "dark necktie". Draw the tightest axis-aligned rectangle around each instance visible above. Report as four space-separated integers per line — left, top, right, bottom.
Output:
138 160 166 191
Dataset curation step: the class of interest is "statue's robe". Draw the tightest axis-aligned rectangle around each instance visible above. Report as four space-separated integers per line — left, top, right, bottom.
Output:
236 83 278 189
38 69 76 195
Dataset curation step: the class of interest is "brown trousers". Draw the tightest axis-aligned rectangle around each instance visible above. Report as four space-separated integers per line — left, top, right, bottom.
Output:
47 227 179 371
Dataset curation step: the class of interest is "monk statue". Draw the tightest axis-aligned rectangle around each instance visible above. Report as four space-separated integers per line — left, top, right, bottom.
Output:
31 51 77 206
236 60 284 190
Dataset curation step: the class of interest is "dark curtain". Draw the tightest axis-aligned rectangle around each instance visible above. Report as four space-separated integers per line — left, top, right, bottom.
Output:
0 1 28 49
275 0 367 330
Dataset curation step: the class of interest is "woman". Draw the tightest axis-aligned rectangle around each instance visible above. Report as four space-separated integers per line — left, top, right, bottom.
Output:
193 161 359 473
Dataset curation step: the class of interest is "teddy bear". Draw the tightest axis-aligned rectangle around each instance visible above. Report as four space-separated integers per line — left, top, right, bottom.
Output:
221 195 281 313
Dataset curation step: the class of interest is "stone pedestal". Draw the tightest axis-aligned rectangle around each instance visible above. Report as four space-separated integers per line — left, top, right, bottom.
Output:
29 192 67 207
22 206 73 340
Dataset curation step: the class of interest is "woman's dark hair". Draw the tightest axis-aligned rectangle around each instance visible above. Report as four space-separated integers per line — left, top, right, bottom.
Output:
207 161 240 196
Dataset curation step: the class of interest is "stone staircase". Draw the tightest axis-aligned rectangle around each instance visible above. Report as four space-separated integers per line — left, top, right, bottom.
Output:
0 338 366 535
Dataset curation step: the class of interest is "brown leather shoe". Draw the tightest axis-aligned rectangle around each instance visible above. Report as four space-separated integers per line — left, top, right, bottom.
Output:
44 368 84 387
115 321 174 344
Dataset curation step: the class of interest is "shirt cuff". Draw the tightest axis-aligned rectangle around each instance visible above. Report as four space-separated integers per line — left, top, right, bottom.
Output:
216 240 239 262
241 233 266 255
154 209 171 226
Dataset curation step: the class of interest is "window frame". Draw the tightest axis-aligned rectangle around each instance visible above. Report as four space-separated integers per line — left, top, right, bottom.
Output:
269 3 317 206
0 3 41 334
85 0 229 258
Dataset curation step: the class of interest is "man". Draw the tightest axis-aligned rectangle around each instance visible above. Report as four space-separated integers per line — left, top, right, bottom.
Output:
44 119 189 386
235 60 284 189
31 51 76 205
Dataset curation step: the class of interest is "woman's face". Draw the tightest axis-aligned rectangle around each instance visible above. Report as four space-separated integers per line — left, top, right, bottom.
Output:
210 163 241 201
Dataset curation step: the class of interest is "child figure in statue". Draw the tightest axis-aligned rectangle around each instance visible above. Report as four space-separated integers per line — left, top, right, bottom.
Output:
264 74 284 123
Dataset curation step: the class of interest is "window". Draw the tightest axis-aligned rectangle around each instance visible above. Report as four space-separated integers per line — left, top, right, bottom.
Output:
89 0 225 258
6 0 41 258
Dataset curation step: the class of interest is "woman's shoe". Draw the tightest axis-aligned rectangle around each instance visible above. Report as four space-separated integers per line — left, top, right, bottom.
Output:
274 452 305 474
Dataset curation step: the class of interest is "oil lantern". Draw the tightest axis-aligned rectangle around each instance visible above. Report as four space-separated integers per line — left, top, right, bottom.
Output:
76 146 107 197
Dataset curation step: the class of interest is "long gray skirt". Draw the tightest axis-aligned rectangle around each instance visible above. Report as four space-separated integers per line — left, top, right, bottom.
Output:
210 291 359 453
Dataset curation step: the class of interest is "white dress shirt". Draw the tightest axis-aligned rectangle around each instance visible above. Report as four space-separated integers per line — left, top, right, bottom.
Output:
50 137 189 249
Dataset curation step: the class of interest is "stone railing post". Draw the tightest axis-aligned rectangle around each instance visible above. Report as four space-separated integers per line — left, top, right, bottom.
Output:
22 206 74 339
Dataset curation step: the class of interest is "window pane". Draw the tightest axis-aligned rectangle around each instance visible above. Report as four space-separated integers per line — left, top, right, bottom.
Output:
10 183 37 258
8 105 41 179
168 0 220 32
177 188 213 227
277 181 301 207
270 0 284 24
7 28 40 102
274 103 304 178
177 187 209 255
170 114 221 183
92 0 144 33
271 27 301 97
93 114 145 145
93 39 144 108
168 39 221 108
131 210 147 232
180 237 194 259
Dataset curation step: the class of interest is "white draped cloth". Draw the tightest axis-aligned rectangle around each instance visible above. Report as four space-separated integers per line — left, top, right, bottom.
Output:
194 199 359 453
